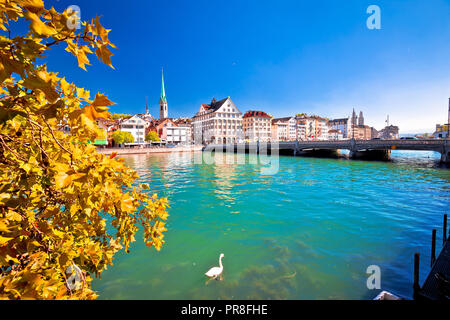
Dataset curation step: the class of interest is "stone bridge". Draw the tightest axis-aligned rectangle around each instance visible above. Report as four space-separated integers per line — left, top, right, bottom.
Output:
204 139 450 163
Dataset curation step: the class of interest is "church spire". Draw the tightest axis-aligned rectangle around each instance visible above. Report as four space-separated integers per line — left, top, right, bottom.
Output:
351 108 357 125
358 111 364 126
159 68 168 119
146 96 149 114
160 68 166 103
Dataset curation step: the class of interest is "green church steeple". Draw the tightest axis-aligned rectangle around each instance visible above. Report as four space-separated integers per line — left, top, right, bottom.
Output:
160 68 166 103
159 68 168 119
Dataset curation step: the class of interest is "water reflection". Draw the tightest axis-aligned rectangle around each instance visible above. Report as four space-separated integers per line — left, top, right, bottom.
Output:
93 151 450 300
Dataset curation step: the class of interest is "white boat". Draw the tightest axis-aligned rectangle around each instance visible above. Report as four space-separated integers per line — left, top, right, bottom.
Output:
373 291 403 300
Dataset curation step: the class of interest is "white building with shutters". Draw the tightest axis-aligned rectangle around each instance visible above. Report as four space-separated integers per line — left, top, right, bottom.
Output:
119 115 146 144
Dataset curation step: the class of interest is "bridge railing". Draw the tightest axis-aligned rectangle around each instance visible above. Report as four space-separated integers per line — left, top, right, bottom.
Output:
356 139 445 146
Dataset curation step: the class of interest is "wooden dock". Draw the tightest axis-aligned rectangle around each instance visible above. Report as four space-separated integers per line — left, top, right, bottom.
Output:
418 240 450 300
414 214 449 300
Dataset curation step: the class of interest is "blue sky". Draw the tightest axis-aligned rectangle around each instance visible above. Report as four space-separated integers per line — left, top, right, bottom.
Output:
16 0 450 133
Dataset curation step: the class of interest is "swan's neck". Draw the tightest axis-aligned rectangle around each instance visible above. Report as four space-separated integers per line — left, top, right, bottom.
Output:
219 256 223 269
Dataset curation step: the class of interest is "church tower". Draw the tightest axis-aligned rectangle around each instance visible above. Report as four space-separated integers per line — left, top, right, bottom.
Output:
159 69 168 119
351 108 358 126
358 111 364 126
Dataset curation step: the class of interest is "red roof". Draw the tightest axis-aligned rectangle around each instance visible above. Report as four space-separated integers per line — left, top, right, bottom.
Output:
243 110 271 119
308 115 328 121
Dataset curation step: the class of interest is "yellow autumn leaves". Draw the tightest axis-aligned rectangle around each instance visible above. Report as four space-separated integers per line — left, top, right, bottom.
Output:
24 9 56 37
1 0 116 72
0 0 169 300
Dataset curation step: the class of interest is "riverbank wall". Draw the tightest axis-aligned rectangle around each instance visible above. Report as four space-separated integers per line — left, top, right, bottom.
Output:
96 145 203 155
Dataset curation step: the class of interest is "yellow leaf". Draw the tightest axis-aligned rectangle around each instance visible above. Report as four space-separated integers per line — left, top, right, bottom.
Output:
0 236 14 246
54 172 72 189
20 163 32 173
24 11 56 37
60 77 73 95
76 50 90 71
81 102 110 121
22 69 59 103
52 162 70 173
0 193 11 204
92 93 116 107
93 17 111 42
5 254 20 264
76 87 91 102
120 195 134 212
95 45 114 68
70 172 86 180
80 113 97 132
0 220 9 232
20 0 45 13
0 54 26 82
6 210 22 222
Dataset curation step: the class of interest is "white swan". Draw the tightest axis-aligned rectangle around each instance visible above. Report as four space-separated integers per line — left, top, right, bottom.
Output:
205 253 224 280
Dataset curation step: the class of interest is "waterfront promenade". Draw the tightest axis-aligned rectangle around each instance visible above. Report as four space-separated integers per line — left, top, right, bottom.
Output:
97 145 203 155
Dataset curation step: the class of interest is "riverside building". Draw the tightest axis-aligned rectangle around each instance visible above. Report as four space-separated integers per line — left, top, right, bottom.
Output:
271 118 289 141
147 118 191 145
434 124 449 139
328 129 344 140
296 115 329 141
349 109 373 140
192 97 243 144
328 117 352 139
242 110 272 142
118 115 146 144
272 117 297 141
329 109 374 140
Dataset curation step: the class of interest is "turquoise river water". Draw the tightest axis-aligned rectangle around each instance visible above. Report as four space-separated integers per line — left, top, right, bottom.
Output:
92 150 450 300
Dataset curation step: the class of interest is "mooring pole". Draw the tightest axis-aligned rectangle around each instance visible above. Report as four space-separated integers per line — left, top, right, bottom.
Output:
444 214 448 244
431 229 437 267
413 253 420 299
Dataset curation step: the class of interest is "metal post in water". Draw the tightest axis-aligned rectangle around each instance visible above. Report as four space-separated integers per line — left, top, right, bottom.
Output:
444 214 448 244
431 229 436 267
413 253 420 299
